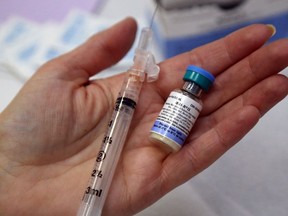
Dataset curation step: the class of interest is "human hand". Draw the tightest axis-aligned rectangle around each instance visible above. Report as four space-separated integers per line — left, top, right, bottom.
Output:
0 18 287 216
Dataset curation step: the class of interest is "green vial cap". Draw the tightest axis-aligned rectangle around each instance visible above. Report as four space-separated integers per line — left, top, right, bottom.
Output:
183 65 215 92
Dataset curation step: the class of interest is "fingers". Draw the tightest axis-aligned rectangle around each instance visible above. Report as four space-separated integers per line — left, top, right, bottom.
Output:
38 17 137 81
204 38 288 114
193 74 288 137
217 75 288 118
156 24 276 98
161 68 288 191
159 28 288 190
161 105 260 191
241 75 288 116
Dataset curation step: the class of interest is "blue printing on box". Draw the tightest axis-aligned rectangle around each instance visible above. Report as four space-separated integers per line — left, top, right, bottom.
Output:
153 11 288 58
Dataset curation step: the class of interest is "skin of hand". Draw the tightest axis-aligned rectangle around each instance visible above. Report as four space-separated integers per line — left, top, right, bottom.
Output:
0 18 287 216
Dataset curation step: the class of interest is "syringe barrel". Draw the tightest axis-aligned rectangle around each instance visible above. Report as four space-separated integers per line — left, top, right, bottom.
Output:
77 72 142 216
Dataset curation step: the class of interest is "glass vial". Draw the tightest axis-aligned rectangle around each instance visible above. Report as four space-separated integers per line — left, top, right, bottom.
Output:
150 65 215 152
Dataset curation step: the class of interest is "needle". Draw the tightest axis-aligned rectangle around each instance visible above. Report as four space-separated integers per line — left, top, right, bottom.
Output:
150 2 159 28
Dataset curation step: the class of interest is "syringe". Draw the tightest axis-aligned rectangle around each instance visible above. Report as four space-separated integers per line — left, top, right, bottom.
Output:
77 27 160 216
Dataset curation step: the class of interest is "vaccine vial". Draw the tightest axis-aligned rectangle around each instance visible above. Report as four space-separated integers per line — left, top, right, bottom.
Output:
150 65 215 152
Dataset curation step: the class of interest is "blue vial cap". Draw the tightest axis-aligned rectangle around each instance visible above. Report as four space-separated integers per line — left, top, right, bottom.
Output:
183 65 215 92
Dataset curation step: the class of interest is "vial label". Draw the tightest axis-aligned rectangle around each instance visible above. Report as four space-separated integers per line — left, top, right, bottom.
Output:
151 91 202 147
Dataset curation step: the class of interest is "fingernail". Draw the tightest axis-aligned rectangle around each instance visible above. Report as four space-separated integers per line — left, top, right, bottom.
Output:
266 24 276 38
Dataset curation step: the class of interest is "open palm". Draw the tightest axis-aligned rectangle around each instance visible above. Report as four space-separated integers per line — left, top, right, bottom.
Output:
0 18 287 216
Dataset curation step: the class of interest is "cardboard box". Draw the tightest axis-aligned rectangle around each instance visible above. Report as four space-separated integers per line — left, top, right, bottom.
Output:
147 0 288 59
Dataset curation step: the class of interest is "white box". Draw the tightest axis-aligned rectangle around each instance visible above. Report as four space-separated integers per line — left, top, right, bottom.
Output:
147 0 288 58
